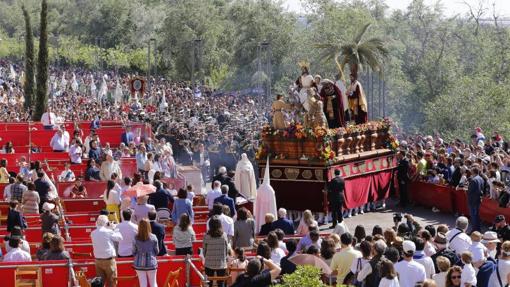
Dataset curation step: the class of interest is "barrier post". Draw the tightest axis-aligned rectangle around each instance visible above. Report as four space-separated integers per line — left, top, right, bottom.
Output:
185 254 191 287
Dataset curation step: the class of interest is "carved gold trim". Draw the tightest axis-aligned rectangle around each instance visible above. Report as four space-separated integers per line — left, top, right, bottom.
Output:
271 169 283 178
302 170 313 179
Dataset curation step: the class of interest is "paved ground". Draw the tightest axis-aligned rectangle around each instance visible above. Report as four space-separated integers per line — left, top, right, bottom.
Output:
319 199 459 234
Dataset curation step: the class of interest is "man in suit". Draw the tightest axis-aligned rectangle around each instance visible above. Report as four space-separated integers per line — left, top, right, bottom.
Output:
397 150 411 208
272 208 295 235
148 211 167 256
468 167 484 232
214 185 236 217
212 167 239 200
327 169 345 229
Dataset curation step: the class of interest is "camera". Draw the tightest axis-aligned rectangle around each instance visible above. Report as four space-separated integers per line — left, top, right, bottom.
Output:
393 213 403 223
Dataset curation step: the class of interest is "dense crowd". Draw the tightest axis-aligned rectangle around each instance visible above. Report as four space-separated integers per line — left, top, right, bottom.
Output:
0 60 266 175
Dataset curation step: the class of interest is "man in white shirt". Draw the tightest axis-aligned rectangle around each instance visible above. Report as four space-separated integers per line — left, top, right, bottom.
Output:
69 140 83 164
41 107 57 130
446 216 472 255
413 238 435 279
49 127 70 152
115 210 138 257
91 215 123 287
207 203 234 240
206 180 222 210
3 237 31 262
395 241 426 286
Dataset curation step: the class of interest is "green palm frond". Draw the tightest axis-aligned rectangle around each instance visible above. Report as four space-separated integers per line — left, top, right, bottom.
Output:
354 23 371 44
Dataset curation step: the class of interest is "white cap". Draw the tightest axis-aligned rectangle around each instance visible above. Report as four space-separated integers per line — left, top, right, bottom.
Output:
42 202 55 212
403 240 416 254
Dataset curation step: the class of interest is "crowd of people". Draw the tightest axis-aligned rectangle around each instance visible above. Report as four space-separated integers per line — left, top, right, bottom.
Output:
0 60 266 175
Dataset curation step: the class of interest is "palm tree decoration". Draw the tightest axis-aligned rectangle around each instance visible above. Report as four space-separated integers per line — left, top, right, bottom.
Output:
316 23 388 81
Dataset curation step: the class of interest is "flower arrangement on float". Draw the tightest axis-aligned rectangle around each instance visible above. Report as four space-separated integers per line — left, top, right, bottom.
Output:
320 142 336 162
385 134 399 151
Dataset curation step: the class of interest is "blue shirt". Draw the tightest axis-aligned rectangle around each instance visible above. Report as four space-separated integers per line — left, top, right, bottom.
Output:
136 152 147 170
171 198 194 224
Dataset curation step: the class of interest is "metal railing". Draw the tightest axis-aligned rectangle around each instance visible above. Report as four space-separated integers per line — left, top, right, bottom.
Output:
186 255 208 287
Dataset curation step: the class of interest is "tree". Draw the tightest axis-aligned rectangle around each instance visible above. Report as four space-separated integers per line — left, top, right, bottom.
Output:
316 23 388 80
275 265 326 287
34 0 49 121
22 4 35 111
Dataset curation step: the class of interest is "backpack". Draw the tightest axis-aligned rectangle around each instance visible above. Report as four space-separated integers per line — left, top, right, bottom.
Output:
364 258 383 287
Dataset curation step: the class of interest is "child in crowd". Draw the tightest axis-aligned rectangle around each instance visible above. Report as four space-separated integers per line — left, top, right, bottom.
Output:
70 177 87 198
229 247 248 283
58 162 76 182
468 231 487 269
432 256 451 287
460 251 477 287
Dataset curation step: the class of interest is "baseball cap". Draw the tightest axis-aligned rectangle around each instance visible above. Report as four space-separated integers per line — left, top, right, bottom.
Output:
403 240 416 254
495 215 506 223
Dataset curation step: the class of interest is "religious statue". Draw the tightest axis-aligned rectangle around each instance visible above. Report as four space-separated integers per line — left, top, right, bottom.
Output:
296 61 317 112
271 94 289 129
319 79 346 128
304 91 328 129
347 73 368 124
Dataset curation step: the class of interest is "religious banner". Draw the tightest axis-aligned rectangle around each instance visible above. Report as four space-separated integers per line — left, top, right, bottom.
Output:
129 77 146 96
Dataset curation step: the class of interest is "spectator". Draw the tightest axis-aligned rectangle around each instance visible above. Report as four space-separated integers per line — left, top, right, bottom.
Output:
214 185 236 217
432 256 451 287
206 181 222 210
88 140 101 163
49 127 70 152
445 266 462 287
258 213 275 236
69 139 83 164
445 216 472 256
491 214 510 244
348 240 371 284
34 171 50 212
467 167 484 232
330 232 362 284
272 208 294 235
460 251 476 287
36 232 54 260
100 152 122 181
22 182 40 214
103 180 120 223
133 195 156 223
280 239 297 275
233 207 255 249
42 235 70 260
0 159 8 183
173 213 196 255
58 162 76 182
468 231 486 268
133 218 159 287
231 256 281 287
85 159 101 181
379 258 399 287
413 237 435 279
489 240 510 286
148 180 174 210
6 200 25 232
296 225 321 253
229 247 248 283
3 176 14 201
207 203 234 241
420 229 436 257
267 231 285 265
115 210 138 257
148 211 167 256
70 177 88 198
354 225 367 244
431 233 459 273
394 240 426 286
296 209 317 236
5 226 30 254
10 175 27 203
90 215 123 287
41 202 60 235
203 216 230 287
3 237 31 262
274 229 287 252
256 241 272 260
170 188 193 224
357 240 387 285
320 238 336 266
41 107 57 129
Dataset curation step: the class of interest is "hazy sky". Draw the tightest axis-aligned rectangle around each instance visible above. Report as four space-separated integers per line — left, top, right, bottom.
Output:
283 0 510 17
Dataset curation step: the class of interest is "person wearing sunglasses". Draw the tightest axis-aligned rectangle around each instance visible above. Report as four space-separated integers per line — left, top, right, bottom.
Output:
446 266 462 287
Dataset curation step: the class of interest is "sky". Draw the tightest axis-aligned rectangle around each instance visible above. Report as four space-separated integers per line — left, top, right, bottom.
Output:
283 0 510 17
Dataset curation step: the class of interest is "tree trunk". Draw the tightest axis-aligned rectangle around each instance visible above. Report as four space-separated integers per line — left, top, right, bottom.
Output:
34 0 49 121
22 5 35 112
